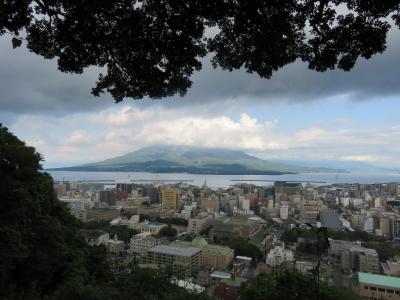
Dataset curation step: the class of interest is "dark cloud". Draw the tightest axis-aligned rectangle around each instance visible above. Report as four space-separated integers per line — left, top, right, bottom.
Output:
0 36 113 115
1 28 400 115
176 28 400 106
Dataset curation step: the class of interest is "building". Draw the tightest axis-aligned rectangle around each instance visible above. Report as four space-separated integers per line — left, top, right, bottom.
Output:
301 199 323 220
179 209 192 220
266 242 294 267
171 237 234 269
132 220 167 235
214 273 248 300
70 208 87 221
381 260 400 276
209 219 258 241
116 183 134 194
355 272 400 300
144 186 160 204
161 188 179 209
87 208 120 221
201 197 220 213
187 214 210 235
99 190 116 206
319 211 344 230
144 245 202 277
274 181 302 202
279 203 289 220
341 246 380 273
159 209 176 219
130 232 160 254
329 239 360 256
78 229 109 246
59 197 85 210
106 236 125 253
211 271 231 286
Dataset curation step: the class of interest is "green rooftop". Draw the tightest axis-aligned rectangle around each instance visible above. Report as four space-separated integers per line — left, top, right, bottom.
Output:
358 272 400 289
221 277 247 287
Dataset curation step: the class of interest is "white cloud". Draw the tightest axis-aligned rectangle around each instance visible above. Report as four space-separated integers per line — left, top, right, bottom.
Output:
340 155 389 162
7 105 400 167
295 127 327 142
90 106 155 126
62 130 91 146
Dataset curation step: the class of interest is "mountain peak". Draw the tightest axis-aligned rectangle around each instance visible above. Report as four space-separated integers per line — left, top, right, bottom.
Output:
49 144 339 175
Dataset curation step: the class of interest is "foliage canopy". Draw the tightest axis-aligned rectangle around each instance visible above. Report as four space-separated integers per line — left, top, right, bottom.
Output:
1 0 400 102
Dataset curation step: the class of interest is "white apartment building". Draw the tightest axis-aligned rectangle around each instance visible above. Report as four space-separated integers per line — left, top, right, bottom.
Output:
187 215 209 234
280 203 289 220
130 232 160 254
341 246 380 273
59 197 85 210
266 242 294 267
180 209 192 220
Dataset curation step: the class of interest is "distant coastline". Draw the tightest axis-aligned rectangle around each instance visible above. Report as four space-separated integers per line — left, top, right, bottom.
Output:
46 166 294 175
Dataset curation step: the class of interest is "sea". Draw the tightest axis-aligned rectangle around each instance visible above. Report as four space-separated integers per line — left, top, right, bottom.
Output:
47 170 400 188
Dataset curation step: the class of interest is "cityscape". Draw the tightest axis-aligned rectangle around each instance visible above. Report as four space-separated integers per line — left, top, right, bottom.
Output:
2 1 400 300
57 178 400 299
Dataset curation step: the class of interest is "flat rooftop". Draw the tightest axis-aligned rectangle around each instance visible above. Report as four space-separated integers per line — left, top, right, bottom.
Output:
149 245 201 257
145 223 165 228
359 272 400 289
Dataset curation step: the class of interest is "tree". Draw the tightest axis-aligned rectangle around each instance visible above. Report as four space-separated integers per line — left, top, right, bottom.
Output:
159 224 178 238
241 269 361 300
0 124 109 298
1 1 399 102
228 236 263 264
0 125 213 299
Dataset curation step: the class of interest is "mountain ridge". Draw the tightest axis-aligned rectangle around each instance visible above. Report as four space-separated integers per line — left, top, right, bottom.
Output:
48 145 344 175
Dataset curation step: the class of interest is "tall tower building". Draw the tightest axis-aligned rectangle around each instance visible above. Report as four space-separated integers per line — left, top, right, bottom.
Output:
161 188 179 209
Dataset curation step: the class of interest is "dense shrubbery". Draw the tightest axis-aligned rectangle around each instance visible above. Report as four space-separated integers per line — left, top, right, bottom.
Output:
241 268 361 300
215 236 263 265
282 228 386 245
159 224 178 238
363 241 400 261
155 217 188 226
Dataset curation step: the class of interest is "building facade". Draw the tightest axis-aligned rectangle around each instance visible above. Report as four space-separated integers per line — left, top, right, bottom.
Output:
161 188 179 209
144 245 202 277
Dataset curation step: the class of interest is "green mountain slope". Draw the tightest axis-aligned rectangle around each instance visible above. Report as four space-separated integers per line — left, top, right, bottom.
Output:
50 145 341 175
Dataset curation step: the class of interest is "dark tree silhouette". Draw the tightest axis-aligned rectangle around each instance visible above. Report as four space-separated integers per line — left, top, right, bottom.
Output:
1 1 399 102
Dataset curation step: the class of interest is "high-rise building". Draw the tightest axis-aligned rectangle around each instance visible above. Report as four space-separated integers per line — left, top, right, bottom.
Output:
161 188 179 209
144 186 160 204
116 183 134 194
341 246 380 274
99 190 116 206
274 181 302 202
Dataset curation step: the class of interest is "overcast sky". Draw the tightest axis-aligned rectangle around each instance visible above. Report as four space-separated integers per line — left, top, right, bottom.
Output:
1 28 400 169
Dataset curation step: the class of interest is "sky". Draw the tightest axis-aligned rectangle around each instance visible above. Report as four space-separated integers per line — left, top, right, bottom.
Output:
1 28 400 169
